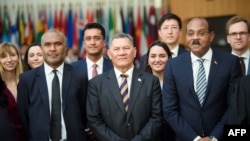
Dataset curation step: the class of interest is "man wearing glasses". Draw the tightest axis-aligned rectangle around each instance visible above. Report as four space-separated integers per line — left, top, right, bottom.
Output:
226 15 250 76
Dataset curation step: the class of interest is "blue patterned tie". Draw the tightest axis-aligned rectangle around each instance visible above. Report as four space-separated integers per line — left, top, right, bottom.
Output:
120 74 129 111
196 59 207 106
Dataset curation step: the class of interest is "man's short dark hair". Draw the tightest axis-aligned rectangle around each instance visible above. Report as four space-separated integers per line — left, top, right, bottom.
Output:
82 23 106 40
158 13 182 30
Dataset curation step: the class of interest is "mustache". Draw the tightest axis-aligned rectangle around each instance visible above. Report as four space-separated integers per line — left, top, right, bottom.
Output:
192 40 200 45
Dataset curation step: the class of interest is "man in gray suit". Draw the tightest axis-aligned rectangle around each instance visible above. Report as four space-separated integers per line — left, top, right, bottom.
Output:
87 33 162 141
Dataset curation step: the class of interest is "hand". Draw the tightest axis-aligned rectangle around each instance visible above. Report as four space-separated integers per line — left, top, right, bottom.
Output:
199 137 210 141
85 128 97 141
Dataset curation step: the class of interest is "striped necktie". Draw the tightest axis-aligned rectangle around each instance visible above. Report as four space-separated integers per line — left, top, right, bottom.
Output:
120 74 129 111
196 59 207 106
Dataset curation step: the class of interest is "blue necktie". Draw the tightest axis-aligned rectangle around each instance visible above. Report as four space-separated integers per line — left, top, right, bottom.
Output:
196 59 207 106
50 70 61 141
120 74 129 111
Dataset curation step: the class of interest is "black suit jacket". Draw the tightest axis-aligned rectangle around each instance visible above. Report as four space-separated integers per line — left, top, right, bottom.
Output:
87 68 162 141
228 75 250 125
17 64 88 141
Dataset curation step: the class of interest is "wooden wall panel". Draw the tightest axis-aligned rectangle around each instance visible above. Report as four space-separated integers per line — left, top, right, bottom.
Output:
167 0 250 44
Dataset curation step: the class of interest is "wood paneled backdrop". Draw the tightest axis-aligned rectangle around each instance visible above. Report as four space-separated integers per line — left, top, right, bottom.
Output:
167 0 250 46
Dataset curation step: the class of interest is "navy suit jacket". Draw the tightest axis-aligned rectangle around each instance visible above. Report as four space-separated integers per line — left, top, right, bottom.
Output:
71 57 113 79
17 64 88 141
87 68 162 141
162 49 242 140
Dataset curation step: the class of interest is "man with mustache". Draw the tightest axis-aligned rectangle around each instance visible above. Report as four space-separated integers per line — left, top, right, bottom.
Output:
162 17 242 141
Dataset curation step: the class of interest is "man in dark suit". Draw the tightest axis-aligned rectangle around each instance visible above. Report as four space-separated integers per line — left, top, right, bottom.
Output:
71 23 113 80
162 17 242 141
226 15 250 76
87 33 162 141
17 29 88 141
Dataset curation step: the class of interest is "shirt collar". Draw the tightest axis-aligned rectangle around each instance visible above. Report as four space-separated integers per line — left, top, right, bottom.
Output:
171 45 179 57
191 48 212 63
86 57 104 69
232 49 250 59
44 62 64 75
114 66 134 79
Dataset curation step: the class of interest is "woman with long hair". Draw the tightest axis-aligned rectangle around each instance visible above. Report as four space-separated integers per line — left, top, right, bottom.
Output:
0 42 26 141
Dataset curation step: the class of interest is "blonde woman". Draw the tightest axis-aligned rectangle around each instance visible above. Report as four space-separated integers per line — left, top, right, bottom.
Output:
0 42 26 141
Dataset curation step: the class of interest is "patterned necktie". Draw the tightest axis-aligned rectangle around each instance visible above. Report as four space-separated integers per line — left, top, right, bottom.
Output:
92 64 98 78
120 74 129 112
50 70 61 141
196 59 207 106
239 57 245 76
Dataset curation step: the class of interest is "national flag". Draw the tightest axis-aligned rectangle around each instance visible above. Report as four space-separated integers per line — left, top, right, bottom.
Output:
135 6 142 61
2 7 11 42
126 8 135 43
140 5 148 57
147 6 158 46
115 6 123 33
53 9 59 29
108 7 115 40
36 9 45 43
25 9 35 44
86 9 94 23
48 9 53 29
96 8 104 24
59 8 66 35
72 10 78 49
67 8 73 48
78 8 85 59
19 9 25 45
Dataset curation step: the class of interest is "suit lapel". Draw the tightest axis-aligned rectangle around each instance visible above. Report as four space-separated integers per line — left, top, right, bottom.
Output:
127 69 143 117
37 65 50 110
62 64 71 111
106 70 126 112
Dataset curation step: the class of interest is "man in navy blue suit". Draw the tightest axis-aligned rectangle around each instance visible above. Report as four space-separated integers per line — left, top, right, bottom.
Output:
71 23 113 80
17 29 88 141
162 17 242 141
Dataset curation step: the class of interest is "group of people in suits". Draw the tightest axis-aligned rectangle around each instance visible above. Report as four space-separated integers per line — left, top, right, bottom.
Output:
1 11 250 141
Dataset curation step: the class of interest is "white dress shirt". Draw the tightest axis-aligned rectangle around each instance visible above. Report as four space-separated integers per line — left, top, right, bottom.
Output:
86 57 104 80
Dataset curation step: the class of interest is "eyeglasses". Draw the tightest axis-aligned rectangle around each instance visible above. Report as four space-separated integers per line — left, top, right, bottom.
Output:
228 32 249 38
186 31 210 38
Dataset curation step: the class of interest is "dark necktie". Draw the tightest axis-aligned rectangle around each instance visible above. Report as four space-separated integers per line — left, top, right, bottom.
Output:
92 64 98 78
196 59 207 106
120 74 129 112
50 70 61 141
239 57 246 76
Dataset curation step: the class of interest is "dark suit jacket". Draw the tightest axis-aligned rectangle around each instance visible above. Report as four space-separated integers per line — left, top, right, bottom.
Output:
87 68 162 141
71 57 113 79
162 49 242 141
228 75 250 125
17 64 88 141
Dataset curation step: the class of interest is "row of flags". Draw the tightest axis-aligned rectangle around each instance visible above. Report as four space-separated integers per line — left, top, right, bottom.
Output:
0 4 163 60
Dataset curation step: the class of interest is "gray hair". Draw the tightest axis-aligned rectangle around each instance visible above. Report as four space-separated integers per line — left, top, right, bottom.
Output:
108 33 134 47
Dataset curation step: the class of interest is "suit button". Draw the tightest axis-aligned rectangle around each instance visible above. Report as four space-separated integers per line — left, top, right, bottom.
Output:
127 123 130 127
